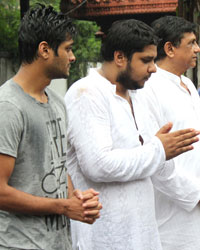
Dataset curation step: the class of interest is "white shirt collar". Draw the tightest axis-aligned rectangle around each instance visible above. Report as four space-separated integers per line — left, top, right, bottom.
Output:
156 65 190 88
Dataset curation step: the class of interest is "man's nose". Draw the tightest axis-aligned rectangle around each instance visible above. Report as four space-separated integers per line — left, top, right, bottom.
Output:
194 42 200 53
148 62 157 73
70 51 76 63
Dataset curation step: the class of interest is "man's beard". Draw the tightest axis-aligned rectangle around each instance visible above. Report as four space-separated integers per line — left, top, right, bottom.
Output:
46 66 69 80
116 63 143 90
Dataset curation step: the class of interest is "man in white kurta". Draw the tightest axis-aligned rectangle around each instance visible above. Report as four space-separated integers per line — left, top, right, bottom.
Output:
142 16 200 250
65 19 200 250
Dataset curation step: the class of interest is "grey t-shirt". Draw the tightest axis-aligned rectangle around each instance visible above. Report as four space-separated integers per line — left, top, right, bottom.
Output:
0 79 72 250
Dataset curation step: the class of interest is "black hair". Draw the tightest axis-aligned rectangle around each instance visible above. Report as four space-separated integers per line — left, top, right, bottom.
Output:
151 15 197 61
101 19 159 62
18 4 76 64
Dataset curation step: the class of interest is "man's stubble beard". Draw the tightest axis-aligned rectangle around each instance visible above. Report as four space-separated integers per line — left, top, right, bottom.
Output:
116 63 143 90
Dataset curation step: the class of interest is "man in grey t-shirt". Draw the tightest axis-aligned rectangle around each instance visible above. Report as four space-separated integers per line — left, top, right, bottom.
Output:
0 5 102 250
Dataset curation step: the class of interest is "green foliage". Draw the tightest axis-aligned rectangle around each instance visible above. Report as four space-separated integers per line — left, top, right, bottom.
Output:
68 20 101 86
0 1 20 57
0 0 101 84
31 0 60 11
0 0 59 58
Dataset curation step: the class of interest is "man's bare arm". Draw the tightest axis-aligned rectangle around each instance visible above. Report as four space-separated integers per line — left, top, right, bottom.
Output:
0 154 102 224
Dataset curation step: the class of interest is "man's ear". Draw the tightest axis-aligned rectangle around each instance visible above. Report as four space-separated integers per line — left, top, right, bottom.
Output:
114 51 126 67
38 41 51 60
164 41 175 58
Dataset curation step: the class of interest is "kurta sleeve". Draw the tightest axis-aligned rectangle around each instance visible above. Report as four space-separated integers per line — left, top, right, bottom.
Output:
142 76 200 212
65 84 166 183
152 160 200 212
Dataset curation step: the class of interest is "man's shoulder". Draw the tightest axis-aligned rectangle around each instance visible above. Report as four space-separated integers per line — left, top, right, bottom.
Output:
181 74 194 85
144 71 164 90
70 69 100 89
0 79 22 108
0 79 14 96
145 68 177 90
46 87 65 105
65 69 104 101
146 70 163 84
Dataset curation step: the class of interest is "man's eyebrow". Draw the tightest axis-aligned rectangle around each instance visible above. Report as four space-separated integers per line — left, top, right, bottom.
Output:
141 56 155 60
190 38 197 43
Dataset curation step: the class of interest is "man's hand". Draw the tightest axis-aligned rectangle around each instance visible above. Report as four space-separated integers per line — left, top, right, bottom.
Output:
65 188 102 224
73 188 99 200
74 189 102 223
156 122 200 160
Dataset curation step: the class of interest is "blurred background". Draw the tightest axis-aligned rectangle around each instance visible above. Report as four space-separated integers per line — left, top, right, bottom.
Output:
0 0 199 96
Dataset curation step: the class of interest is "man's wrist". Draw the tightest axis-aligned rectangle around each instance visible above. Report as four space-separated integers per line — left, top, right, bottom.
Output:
53 198 70 216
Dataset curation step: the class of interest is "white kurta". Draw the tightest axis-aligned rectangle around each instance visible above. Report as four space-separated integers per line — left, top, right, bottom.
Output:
65 69 200 250
141 66 200 250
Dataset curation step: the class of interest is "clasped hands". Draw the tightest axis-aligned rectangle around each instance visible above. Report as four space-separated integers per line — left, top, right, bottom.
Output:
68 188 102 224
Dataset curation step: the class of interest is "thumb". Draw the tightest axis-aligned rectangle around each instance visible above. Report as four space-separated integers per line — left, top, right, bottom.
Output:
156 122 173 135
73 189 83 200
88 188 99 196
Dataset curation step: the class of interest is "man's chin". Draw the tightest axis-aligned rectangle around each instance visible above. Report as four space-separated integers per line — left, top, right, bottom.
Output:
129 85 144 91
138 80 147 89
61 72 69 79
52 74 68 80
191 63 197 69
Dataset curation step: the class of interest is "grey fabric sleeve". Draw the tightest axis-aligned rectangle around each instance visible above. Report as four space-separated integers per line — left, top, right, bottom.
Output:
0 102 23 157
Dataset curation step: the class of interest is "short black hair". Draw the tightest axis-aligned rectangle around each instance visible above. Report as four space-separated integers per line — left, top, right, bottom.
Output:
151 15 197 61
18 4 76 64
101 19 159 62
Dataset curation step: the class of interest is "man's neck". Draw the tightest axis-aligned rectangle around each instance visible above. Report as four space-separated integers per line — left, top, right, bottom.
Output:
157 59 184 77
157 60 191 94
13 64 50 103
98 63 129 100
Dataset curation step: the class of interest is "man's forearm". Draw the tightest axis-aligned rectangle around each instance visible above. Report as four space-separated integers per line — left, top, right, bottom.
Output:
0 184 102 224
0 184 70 215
